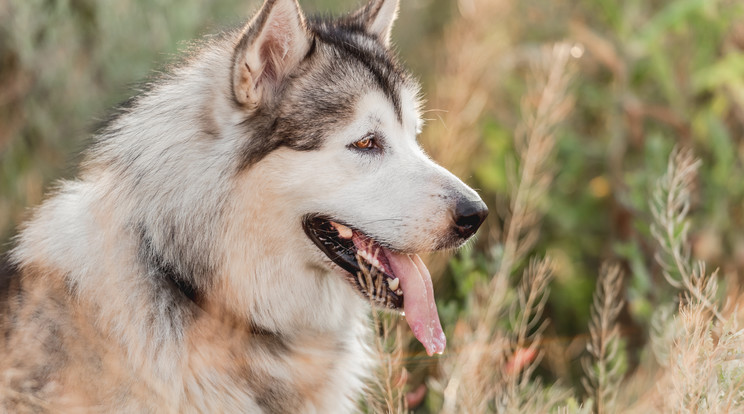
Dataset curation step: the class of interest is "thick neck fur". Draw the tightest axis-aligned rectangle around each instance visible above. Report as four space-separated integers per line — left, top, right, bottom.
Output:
9 31 374 413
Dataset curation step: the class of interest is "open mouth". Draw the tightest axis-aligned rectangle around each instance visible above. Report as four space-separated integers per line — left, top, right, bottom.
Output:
303 215 446 356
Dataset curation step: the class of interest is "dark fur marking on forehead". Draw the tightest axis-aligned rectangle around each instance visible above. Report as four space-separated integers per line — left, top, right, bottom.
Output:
235 57 356 172
235 108 327 172
235 19 410 172
309 19 404 122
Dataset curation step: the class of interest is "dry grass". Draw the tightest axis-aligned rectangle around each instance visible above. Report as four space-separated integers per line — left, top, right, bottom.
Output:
582 263 625 414
358 264 409 414
650 148 724 322
365 309 409 414
363 37 579 413
493 41 575 289
435 42 577 414
657 303 744 413
632 148 744 413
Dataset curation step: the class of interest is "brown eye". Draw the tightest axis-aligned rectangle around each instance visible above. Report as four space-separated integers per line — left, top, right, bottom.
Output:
352 135 378 150
353 137 374 149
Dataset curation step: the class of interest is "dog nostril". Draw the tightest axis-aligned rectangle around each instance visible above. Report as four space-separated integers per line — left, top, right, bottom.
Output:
453 199 489 239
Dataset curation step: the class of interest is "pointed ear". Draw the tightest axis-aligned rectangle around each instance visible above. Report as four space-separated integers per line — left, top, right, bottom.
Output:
351 0 399 47
233 0 310 107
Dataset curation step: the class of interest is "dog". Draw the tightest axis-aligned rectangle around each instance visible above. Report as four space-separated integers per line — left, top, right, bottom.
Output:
0 0 488 411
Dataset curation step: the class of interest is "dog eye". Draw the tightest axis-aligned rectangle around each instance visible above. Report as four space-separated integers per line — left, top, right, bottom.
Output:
350 134 379 151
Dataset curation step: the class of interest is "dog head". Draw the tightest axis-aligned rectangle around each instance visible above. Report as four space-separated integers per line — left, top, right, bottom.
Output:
75 0 487 356
225 0 488 354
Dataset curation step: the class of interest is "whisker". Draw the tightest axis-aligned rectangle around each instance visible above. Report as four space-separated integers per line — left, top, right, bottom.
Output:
421 108 449 114
355 218 405 225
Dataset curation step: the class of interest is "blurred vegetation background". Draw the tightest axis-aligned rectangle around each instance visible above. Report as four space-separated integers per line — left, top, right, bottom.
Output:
2 0 744 412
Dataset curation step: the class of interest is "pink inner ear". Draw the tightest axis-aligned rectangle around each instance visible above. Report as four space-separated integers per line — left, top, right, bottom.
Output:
256 13 300 88
258 40 280 86
235 0 309 105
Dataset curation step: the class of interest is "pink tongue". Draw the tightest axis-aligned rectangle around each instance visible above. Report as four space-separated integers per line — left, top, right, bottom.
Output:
386 251 446 356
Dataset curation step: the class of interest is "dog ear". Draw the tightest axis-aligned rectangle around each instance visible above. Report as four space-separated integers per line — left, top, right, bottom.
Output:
352 0 399 47
233 0 310 107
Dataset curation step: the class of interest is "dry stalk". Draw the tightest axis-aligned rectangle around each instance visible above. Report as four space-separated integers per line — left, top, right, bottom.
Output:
440 258 556 414
440 42 576 413
636 146 744 412
650 147 725 322
480 41 576 351
495 257 555 413
493 42 576 293
581 263 625 414
654 301 744 413
358 263 408 414
419 0 515 280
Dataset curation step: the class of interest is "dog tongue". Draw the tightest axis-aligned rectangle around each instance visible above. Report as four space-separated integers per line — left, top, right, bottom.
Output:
386 251 446 356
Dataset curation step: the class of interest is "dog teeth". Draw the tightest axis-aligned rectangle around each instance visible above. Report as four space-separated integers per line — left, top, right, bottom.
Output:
330 221 353 239
358 250 372 263
388 277 399 291
396 288 403 296
357 249 385 273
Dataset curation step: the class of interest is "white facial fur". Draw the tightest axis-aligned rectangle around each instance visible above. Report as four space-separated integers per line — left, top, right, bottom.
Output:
217 84 483 334
268 87 480 252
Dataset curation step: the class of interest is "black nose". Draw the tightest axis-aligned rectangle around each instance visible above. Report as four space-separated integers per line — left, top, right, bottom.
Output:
453 198 489 239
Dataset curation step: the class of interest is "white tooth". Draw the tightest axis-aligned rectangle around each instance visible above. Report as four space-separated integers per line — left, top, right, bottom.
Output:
395 288 403 295
388 278 400 291
331 221 353 239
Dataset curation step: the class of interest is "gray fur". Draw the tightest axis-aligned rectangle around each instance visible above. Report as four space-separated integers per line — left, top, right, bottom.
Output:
0 0 487 412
